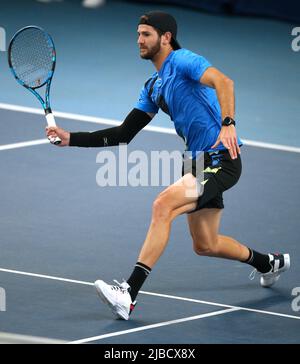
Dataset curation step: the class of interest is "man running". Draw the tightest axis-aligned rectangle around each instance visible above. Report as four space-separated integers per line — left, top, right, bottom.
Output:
47 11 290 320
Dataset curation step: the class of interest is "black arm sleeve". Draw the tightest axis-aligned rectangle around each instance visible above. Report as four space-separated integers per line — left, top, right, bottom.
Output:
69 108 152 147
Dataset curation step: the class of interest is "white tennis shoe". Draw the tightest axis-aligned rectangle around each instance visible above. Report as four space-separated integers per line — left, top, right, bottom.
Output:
94 279 136 320
250 253 290 287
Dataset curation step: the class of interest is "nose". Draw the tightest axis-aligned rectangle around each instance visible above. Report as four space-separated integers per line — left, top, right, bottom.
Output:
137 35 143 45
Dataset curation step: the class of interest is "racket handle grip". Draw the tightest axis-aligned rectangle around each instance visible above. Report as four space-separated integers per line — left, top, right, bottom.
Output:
46 112 57 127
46 112 62 145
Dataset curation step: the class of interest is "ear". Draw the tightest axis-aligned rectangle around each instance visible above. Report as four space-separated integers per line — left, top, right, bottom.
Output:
162 31 172 46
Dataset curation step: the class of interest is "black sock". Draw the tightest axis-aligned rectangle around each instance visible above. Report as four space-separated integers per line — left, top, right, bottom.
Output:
127 262 151 302
243 248 272 273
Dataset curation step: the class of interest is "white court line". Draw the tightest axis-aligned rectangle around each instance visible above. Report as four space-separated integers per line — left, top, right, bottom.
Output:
0 332 67 344
0 268 93 286
0 102 300 153
0 139 49 151
1 267 300 323
141 290 300 321
70 308 239 344
0 102 176 135
241 139 300 154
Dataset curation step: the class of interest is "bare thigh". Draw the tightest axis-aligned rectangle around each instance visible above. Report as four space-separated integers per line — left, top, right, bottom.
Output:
153 173 202 220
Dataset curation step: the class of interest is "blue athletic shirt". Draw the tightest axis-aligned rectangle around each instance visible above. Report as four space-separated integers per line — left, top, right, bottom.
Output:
135 49 242 157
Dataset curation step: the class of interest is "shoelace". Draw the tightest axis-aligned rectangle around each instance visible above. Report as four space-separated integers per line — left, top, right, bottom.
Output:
249 263 275 280
249 269 257 281
113 280 136 311
112 279 129 293
249 254 278 281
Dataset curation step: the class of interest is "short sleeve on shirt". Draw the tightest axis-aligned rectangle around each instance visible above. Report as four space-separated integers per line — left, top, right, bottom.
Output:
135 81 159 114
175 49 212 82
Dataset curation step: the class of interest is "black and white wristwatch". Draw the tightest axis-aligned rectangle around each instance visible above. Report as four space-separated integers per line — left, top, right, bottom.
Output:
222 117 236 127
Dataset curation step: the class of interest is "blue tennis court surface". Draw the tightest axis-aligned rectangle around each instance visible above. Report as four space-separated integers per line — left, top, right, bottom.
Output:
0 107 299 344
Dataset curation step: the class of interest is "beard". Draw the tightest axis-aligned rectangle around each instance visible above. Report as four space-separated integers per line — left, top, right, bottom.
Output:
139 39 161 60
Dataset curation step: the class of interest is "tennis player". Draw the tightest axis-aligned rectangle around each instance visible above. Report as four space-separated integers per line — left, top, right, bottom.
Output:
47 11 290 320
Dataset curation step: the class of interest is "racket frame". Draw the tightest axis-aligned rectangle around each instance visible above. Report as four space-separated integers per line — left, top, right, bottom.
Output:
8 26 61 144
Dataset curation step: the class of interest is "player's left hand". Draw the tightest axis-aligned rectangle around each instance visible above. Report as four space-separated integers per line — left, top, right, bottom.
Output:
46 126 70 147
211 125 240 159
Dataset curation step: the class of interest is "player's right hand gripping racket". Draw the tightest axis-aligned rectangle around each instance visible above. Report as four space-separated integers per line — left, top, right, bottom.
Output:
8 26 61 145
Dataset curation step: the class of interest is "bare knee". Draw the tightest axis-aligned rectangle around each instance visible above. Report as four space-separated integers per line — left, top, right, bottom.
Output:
152 195 172 224
193 243 212 256
192 238 219 256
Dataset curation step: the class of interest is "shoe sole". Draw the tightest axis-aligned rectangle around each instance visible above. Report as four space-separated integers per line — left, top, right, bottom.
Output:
261 254 290 288
94 280 129 320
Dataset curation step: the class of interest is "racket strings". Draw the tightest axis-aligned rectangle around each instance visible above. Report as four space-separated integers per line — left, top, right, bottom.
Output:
10 28 54 88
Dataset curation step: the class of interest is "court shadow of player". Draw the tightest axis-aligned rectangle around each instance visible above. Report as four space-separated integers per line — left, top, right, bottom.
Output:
232 287 293 312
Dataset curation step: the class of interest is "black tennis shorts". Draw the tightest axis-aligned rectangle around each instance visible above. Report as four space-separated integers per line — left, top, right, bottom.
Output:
182 149 242 212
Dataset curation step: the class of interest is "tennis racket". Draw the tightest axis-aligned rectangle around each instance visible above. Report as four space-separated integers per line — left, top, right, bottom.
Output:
8 25 61 145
